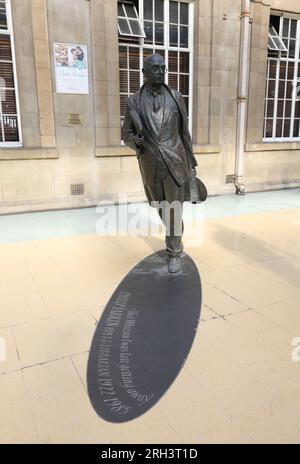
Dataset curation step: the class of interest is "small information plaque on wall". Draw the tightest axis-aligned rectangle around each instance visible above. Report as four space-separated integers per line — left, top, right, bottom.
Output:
67 114 82 126
54 43 89 94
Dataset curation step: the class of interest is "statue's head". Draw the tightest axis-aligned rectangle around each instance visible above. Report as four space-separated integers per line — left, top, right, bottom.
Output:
142 54 166 86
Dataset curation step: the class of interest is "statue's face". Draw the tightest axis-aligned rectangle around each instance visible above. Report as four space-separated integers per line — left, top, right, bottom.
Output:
143 55 166 86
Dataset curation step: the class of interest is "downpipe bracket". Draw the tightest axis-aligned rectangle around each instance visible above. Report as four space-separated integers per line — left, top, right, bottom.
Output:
234 176 246 195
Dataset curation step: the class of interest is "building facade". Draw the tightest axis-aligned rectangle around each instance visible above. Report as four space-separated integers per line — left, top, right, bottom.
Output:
0 0 299 214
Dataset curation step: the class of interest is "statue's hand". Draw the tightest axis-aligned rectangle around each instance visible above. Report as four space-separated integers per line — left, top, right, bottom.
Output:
132 134 144 148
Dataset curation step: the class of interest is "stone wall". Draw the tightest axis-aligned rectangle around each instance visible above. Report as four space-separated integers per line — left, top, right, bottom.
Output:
245 0 300 190
0 0 300 214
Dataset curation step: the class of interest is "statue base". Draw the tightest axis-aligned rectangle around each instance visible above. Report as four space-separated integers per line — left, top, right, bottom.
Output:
87 251 202 423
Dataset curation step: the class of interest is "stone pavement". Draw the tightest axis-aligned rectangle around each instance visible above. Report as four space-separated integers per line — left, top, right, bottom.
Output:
0 189 300 444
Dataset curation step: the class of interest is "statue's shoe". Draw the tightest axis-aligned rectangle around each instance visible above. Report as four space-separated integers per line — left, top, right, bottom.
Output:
168 257 181 274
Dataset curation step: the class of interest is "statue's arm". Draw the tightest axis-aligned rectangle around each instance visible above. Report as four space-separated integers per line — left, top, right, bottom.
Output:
122 98 139 152
177 92 198 169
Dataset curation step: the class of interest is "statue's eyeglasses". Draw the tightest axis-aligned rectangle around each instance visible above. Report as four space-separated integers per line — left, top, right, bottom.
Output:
151 65 168 73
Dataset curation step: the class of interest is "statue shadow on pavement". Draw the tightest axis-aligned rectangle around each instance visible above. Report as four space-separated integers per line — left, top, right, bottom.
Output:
87 250 202 423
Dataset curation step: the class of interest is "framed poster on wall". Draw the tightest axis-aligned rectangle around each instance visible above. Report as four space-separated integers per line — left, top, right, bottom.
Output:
54 43 89 94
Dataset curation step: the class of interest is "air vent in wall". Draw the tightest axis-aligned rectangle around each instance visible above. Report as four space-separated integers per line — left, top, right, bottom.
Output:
225 175 234 184
71 184 85 196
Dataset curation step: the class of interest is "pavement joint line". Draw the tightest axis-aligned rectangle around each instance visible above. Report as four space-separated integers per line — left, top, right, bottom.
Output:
223 311 297 345
11 326 21 364
202 282 253 310
201 302 252 319
19 360 41 443
0 308 102 331
251 308 299 337
0 350 91 377
14 350 90 373
69 355 87 393
256 294 300 310
23 260 52 319
239 264 300 291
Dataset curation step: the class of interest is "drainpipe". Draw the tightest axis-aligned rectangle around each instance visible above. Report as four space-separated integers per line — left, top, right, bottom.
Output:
234 0 251 195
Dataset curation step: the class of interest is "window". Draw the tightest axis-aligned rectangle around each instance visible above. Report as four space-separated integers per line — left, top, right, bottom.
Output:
264 14 300 140
0 0 21 146
268 25 287 52
118 2 145 38
118 0 193 134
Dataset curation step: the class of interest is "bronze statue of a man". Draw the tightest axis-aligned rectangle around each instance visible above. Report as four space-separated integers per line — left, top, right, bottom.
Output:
122 54 199 273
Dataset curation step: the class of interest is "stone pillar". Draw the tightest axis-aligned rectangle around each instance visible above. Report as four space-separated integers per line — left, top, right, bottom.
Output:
193 0 213 144
91 0 120 147
31 0 56 147
193 0 236 147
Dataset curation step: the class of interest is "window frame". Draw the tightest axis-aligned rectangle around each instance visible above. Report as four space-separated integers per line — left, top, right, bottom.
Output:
0 0 22 147
263 13 300 142
118 0 194 135
118 1 146 39
268 24 287 52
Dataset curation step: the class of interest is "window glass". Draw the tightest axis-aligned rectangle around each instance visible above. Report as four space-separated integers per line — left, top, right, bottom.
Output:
168 51 178 72
144 1 153 20
0 34 12 60
180 2 188 25
282 18 289 37
144 21 153 43
0 0 7 30
168 73 178 90
155 23 164 45
129 47 140 69
290 19 297 38
129 19 144 36
155 0 164 22
169 1 178 24
118 3 125 17
118 17 131 35
180 26 188 47
169 24 178 46
125 4 136 19
179 73 189 95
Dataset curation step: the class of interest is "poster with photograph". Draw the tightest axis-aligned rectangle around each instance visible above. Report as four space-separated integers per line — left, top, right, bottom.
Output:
54 43 89 94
